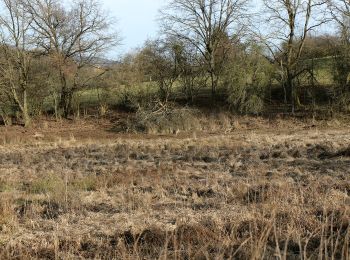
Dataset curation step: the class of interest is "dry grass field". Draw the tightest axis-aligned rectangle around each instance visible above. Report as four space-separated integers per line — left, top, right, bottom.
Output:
0 116 349 259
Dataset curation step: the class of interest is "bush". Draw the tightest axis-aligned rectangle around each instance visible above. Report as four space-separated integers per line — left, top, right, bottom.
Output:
116 83 158 112
120 103 200 134
224 44 272 115
227 84 265 115
336 91 350 112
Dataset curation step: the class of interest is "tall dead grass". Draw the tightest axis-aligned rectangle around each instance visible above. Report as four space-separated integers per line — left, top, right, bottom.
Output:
0 126 349 259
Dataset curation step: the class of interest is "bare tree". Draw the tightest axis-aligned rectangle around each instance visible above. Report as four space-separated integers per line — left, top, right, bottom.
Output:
25 0 120 118
161 0 249 99
261 0 328 113
327 0 350 26
0 0 33 127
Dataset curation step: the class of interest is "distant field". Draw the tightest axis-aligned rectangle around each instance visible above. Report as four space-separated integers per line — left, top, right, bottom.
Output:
304 56 334 85
0 117 349 259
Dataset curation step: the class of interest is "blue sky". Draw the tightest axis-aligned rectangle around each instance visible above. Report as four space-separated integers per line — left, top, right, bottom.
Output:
102 0 165 57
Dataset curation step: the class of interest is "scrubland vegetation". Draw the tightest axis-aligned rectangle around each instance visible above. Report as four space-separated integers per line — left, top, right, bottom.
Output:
0 118 349 259
0 0 350 259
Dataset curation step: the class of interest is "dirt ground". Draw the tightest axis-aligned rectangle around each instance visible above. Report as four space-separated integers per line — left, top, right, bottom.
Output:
0 116 349 259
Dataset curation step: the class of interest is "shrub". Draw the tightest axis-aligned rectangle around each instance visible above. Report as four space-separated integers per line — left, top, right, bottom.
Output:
228 84 265 115
224 44 271 115
116 83 158 112
123 103 200 134
336 91 350 112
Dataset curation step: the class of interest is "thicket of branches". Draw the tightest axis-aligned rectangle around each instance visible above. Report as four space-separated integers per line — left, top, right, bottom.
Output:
1 0 350 127
0 0 119 126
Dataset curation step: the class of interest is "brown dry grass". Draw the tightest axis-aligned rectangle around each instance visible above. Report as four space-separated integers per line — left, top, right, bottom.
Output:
0 116 349 259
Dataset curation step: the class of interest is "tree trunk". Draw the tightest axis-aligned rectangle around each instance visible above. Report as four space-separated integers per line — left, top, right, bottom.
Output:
59 89 68 118
62 90 74 119
22 89 30 127
59 71 72 118
291 81 295 114
210 71 219 102
209 45 217 100
11 84 31 127
285 70 295 113
53 93 59 120
210 72 215 99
